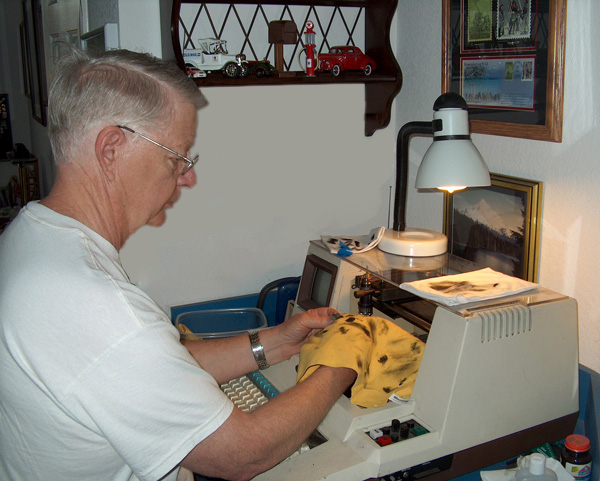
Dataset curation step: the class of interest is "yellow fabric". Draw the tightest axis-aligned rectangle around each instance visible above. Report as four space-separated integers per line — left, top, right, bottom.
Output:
177 323 202 340
296 314 425 408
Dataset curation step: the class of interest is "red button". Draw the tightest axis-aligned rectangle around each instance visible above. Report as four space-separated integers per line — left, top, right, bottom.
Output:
377 435 393 446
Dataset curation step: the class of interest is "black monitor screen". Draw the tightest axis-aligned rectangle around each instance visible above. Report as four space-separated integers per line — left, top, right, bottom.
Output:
297 254 338 311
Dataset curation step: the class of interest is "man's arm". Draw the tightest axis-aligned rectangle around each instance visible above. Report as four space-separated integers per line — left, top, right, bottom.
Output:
180 365 356 481
181 328 283 384
178 308 354 479
182 308 337 384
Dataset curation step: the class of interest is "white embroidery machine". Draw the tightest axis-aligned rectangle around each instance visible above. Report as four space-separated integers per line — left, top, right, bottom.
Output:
255 240 579 481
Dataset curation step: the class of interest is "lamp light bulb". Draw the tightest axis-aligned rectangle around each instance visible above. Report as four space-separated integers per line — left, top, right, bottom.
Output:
438 186 466 193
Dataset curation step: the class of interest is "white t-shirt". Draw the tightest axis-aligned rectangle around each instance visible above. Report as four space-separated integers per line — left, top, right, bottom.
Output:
0 202 234 481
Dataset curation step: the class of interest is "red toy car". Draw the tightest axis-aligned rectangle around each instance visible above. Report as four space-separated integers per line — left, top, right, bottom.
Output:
317 46 376 77
185 64 207 78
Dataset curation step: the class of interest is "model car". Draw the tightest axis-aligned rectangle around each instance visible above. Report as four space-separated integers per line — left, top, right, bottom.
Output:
185 64 207 78
317 46 376 77
248 59 276 78
183 38 249 79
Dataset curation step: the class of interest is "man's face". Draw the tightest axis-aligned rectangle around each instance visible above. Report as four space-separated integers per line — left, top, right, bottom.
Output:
122 100 198 231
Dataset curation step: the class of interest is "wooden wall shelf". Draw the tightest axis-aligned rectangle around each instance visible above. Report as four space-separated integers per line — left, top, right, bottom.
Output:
171 0 401 136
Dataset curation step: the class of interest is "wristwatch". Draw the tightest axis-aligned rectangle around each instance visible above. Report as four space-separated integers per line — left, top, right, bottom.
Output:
249 331 270 370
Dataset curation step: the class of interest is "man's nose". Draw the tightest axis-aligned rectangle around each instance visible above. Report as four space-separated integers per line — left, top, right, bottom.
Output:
178 166 197 188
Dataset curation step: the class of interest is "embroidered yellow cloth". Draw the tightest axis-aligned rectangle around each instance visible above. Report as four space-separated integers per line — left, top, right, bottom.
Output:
296 314 425 408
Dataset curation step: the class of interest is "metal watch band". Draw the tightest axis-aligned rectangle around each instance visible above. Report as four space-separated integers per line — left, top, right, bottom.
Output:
249 331 270 370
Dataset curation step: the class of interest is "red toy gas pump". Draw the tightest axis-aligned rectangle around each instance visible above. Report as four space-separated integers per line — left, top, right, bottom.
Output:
303 21 316 77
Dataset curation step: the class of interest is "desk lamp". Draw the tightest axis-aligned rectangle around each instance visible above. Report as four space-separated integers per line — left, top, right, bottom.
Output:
378 92 490 257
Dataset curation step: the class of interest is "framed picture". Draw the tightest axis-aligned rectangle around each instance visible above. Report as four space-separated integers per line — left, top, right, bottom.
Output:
443 173 543 282
22 0 48 126
19 22 32 97
442 0 566 142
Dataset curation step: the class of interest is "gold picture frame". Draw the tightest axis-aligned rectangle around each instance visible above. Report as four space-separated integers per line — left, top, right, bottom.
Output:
443 173 543 282
442 0 567 142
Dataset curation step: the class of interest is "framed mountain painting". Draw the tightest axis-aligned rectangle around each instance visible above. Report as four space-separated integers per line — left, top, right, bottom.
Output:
443 173 542 282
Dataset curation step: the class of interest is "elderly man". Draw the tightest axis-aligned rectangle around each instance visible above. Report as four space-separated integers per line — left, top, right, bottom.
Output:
0 49 355 481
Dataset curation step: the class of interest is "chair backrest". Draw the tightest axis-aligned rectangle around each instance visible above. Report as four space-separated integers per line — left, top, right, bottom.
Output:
256 276 300 325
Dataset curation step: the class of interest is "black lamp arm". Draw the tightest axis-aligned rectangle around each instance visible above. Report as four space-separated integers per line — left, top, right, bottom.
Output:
393 121 434 232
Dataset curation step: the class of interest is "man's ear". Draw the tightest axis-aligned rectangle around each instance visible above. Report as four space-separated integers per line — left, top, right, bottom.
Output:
95 126 126 181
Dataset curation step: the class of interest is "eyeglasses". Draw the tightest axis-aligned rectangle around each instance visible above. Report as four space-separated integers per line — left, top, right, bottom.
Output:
117 125 198 175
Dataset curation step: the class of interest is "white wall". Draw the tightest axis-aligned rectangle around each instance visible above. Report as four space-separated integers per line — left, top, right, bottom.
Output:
395 1 600 373
121 83 396 307
120 2 398 310
118 0 163 56
123 1 600 374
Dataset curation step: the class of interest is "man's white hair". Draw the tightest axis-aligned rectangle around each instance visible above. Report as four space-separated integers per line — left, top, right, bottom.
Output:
48 49 206 163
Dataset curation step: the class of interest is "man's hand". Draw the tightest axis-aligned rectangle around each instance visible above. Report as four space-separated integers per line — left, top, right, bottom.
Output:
273 307 340 360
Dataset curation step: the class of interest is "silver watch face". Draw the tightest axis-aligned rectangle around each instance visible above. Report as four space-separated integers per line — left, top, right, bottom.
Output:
249 331 269 369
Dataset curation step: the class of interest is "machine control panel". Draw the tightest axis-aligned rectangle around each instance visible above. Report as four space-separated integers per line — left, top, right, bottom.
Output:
367 419 429 447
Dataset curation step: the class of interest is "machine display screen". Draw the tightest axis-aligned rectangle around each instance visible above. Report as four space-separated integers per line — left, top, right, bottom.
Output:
296 254 337 311
311 268 333 307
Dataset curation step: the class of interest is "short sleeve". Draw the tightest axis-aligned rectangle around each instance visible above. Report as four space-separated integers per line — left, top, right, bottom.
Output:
64 321 234 481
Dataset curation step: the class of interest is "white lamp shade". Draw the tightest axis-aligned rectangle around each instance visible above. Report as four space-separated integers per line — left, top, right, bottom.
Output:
415 139 490 190
379 93 491 257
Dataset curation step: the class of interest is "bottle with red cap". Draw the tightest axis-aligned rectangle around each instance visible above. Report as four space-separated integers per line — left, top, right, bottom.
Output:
561 434 592 481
